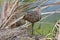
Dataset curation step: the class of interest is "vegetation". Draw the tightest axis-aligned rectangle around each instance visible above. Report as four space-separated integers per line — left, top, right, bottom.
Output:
0 0 60 40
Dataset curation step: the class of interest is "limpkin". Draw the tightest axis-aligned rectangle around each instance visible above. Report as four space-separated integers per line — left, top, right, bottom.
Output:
23 11 41 35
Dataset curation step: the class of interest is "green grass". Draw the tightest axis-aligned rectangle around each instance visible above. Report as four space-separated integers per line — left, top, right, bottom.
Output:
32 13 60 38
42 13 60 23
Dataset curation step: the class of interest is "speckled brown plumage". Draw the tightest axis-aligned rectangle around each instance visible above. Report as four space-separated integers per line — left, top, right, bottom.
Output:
23 11 41 35
23 11 41 23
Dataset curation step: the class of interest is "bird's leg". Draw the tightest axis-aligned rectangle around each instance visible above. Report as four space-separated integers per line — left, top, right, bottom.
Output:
38 21 41 29
32 23 34 35
38 22 41 29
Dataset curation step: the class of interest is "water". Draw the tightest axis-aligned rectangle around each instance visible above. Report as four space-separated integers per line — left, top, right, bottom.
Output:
0 5 2 12
0 0 60 13
42 0 60 12
42 5 60 13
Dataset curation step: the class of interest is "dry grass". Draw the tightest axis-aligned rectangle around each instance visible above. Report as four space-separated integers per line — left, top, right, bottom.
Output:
0 0 60 40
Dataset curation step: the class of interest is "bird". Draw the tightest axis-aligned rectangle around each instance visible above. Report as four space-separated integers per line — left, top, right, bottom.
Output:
23 11 41 35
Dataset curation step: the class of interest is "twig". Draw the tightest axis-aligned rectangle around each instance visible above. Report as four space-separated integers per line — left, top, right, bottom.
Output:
0 0 19 27
0 1 7 24
1 13 16 29
1 3 31 29
5 16 24 28
55 20 60 40
1 0 19 28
